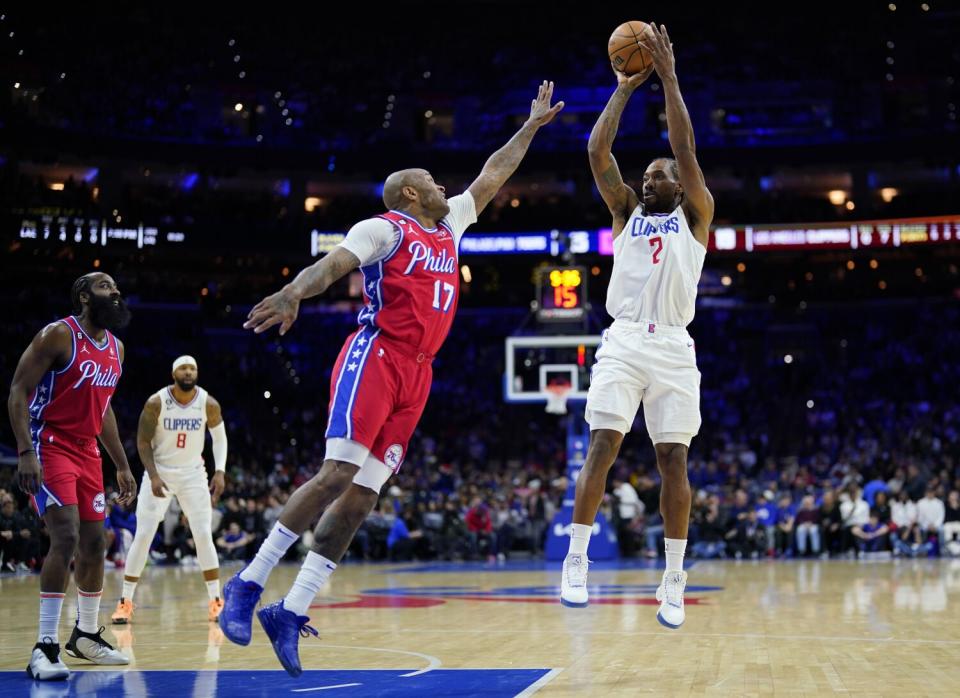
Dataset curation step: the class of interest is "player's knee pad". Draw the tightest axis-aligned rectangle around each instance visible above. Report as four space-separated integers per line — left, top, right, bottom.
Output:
352 456 392 493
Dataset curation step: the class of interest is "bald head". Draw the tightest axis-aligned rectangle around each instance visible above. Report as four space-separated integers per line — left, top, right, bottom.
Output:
382 169 424 210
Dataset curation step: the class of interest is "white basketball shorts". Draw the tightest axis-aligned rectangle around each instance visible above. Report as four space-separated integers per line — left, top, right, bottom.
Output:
136 464 211 522
584 319 702 445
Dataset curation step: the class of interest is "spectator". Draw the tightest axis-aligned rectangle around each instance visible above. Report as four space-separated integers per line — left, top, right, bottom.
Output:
216 522 254 561
794 495 822 557
942 491 960 557
916 486 946 548
774 494 795 557
612 474 645 557
891 489 924 557
465 497 496 562
727 509 767 559
820 490 843 556
840 485 870 555
852 509 890 555
691 494 727 559
0 495 40 572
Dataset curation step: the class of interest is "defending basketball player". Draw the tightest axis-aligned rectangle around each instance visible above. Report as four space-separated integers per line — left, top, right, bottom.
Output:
8 272 136 680
110 356 228 626
218 81 564 676
559 24 714 629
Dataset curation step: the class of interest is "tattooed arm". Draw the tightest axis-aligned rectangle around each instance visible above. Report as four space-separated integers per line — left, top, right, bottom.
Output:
137 394 167 498
641 23 714 246
244 246 360 336
468 80 564 216
587 64 654 237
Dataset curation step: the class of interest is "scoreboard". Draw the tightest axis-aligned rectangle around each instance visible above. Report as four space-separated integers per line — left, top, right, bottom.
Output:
536 266 586 322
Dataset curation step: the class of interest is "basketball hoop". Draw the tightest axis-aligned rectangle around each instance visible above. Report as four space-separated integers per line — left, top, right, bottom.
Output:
545 382 572 415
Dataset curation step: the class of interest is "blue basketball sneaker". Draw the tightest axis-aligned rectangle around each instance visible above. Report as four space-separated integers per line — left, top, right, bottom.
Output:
257 600 318 677
219 572 263 646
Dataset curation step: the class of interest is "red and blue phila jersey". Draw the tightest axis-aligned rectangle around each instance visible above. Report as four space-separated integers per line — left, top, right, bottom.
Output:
356 210 459 355
29 316 122 446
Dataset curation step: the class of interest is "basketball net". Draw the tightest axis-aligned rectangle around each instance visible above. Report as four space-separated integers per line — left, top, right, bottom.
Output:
545 382 572 415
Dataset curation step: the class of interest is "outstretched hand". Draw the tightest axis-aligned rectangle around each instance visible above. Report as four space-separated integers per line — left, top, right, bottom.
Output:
638 23 676 81
244 287 301 336
613 61 655 90
526 80 565 127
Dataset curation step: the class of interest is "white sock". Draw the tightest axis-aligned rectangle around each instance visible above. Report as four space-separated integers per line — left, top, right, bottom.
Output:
38 592 65 643
239 522 299 587
568 523 592 556
122 579 138 602
665 538 687 574
77 589 102 634
205 579 220 601
282 552 337 617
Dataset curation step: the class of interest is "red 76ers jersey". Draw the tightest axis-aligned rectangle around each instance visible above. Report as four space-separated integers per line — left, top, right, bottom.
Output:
357 211 460 355
29 315 123 443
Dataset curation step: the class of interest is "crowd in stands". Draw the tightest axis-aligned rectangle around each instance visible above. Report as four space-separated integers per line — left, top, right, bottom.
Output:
2 262 957 569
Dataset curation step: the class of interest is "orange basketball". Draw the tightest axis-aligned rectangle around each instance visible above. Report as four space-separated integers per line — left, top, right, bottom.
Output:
608 21 653 76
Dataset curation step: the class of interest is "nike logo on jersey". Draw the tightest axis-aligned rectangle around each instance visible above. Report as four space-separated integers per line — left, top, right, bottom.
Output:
403 240 456 275
631 215 680 238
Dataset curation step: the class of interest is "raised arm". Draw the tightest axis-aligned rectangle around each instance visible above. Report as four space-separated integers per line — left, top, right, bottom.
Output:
641 23 714 245
244 246 361 336
588 65 654 234
467 80 564 216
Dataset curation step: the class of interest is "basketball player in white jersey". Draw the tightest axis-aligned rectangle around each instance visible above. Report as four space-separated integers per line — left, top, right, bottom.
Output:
111 355 228 624
560 24 713 629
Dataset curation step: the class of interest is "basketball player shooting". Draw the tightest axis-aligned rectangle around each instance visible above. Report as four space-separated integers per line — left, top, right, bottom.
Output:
220 81 564 676
8 273 136 680
111 355 228 626
559 24 714 630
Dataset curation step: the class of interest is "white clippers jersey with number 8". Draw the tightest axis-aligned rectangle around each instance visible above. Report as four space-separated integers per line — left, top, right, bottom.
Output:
151 386 208 472
605 204 706 327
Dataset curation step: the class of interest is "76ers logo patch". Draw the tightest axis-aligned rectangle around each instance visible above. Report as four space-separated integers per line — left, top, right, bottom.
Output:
384 444 404 470
92 492 106 514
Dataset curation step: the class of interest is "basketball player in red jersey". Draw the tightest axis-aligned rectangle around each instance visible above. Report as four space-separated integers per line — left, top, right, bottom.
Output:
220 81 564 676
8 272 138 681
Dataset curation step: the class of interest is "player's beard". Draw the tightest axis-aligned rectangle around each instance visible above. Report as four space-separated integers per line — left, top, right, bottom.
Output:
175 377 196 391
88 293 132 332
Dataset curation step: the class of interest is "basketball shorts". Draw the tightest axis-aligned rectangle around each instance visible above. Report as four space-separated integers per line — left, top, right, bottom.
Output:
31 428 106 522
585 319 702 445
324 326 432 475
136 463 212 525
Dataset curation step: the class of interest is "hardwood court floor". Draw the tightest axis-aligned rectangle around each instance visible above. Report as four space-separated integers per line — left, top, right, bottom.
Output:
2 557 959 696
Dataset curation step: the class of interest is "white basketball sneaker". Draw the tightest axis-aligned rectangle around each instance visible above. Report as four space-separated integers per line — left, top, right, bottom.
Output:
656 570 688 629
27 639 70 681
64 624 130 665
560 553 590 607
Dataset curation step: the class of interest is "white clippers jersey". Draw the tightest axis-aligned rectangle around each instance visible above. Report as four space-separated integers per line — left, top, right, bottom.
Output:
152 386 208 471
605 204 706 327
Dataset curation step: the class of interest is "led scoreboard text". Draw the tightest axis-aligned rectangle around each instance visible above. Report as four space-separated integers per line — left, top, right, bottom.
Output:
537 266 586 322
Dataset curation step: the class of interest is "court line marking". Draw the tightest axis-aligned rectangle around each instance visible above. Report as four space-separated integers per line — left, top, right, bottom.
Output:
514 668 563 697
6 628 956 653
292 683 362 693
348 628 960 647
312 644 442 677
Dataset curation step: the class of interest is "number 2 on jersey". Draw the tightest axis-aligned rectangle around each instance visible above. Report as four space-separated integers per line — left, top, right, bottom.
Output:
432 280 455 312
176 432 186 449
649 236 663 264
